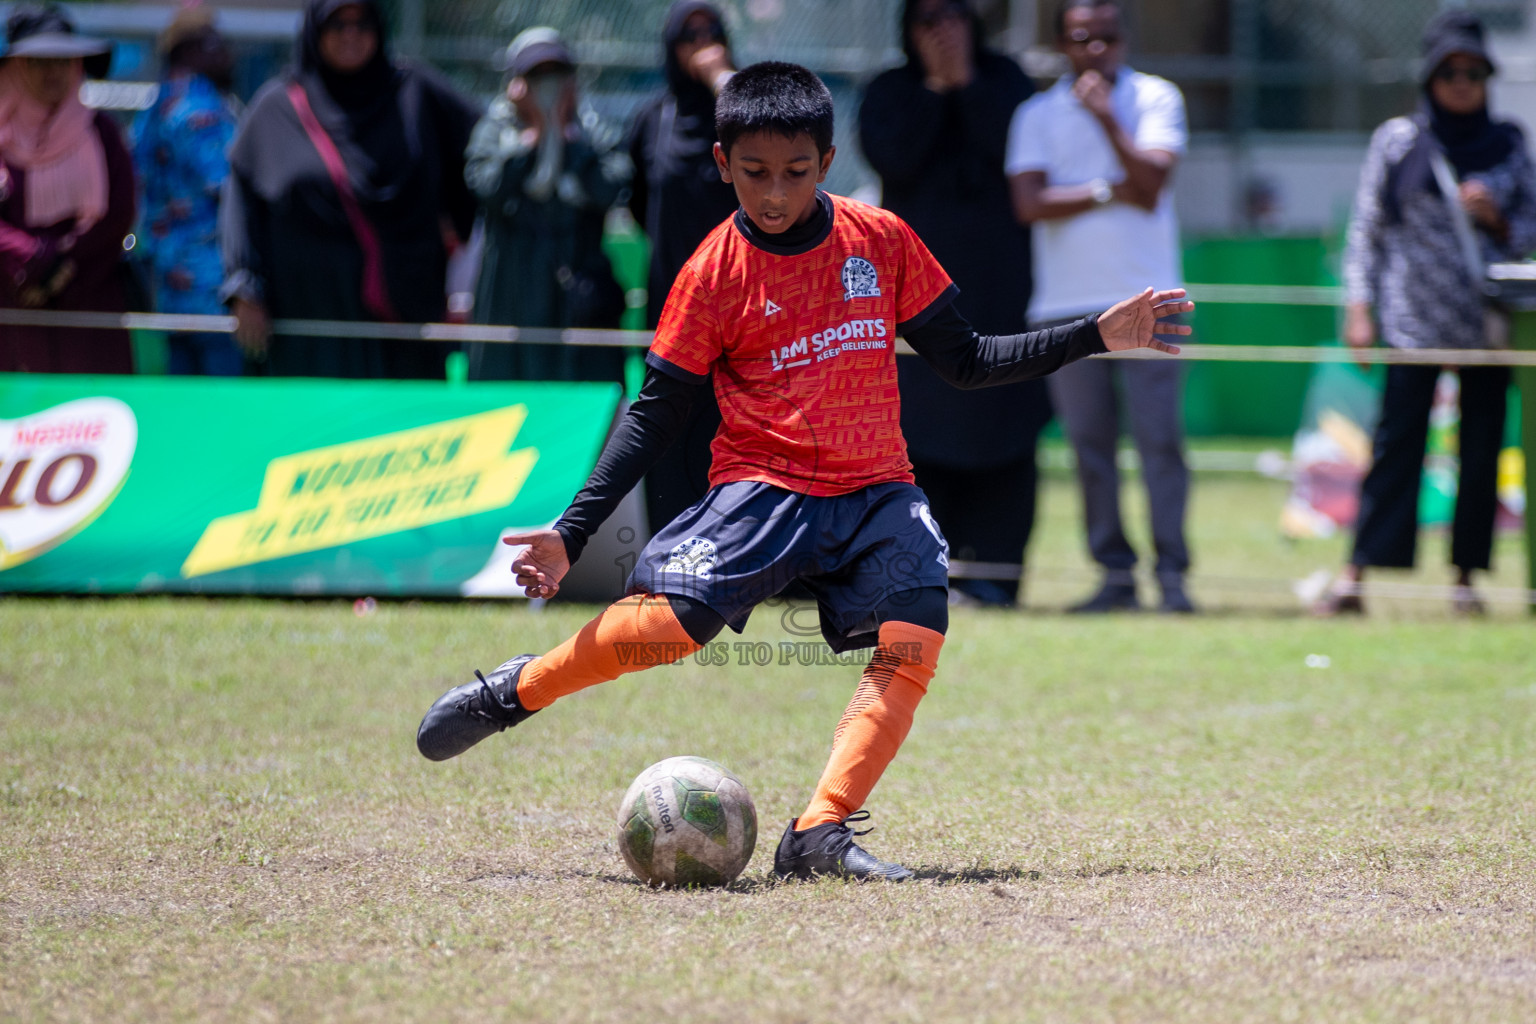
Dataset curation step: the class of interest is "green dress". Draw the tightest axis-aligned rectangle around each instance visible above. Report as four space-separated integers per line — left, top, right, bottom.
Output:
465 95 632 382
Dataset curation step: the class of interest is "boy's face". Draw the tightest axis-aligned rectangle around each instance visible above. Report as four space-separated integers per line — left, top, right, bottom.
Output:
713 131 835 234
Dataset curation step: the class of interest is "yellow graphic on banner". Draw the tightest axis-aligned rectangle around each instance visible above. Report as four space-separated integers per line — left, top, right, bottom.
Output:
182 406 537 577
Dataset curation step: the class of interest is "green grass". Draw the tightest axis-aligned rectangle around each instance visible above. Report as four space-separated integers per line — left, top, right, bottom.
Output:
3 473 1535 1022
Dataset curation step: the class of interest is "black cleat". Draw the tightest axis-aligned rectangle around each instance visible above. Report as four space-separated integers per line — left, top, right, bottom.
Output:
416 654 539 761
773 811 913 882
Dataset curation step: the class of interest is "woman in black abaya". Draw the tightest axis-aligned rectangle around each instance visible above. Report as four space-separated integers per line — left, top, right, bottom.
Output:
626 1 740 531
221 0 478 378
859 0 1044 606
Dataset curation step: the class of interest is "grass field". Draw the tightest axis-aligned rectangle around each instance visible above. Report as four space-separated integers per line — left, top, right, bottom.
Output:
4 469 1535 1022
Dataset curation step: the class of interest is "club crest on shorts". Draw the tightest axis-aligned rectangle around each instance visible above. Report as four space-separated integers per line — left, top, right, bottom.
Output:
661 536 719 579
911 501 950 569
841 256 881 300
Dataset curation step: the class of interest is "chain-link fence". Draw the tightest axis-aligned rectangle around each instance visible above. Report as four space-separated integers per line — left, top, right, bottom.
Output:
1227 0 1438 133
47 2 1534 145
382 0 1527 157
381 0 915 197
1041 0 1527 135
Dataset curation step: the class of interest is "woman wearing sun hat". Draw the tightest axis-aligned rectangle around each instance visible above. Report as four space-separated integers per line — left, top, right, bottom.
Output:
0 3 136 373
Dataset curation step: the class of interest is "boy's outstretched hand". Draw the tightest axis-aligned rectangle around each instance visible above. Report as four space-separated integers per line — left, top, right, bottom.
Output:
502 530 570 599
1097 287 1193 354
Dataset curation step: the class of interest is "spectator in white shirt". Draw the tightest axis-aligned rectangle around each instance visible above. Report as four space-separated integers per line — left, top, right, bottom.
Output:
1005 0 1194 613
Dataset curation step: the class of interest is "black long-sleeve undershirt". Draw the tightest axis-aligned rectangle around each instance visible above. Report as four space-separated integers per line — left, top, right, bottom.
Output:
551 303 1106 564
553 364 702 563
902 301 1104 387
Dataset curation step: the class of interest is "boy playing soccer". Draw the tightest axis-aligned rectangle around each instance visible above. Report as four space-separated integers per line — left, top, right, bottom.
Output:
417 62 1190 880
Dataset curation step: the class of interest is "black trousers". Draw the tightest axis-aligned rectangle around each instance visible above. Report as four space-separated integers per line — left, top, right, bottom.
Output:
1352 364 1509 572
911 451 1041 605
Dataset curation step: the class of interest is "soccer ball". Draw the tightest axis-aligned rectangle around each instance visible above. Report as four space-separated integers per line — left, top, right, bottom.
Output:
616 755 757 888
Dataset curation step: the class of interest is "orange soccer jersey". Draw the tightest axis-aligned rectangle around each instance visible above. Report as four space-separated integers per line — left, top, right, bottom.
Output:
649 192 956 497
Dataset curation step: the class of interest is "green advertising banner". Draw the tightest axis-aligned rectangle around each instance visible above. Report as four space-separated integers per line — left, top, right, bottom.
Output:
0 374 621 597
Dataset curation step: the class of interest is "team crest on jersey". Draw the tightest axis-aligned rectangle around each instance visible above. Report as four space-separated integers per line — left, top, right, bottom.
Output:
841 257 881 300
661 536 719 579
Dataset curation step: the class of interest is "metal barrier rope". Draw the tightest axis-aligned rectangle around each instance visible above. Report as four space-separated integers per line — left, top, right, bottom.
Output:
1021 564 1536 609
1187 283 1343 306
0 308 641 349
8 305 1536 366
4 299 1532 611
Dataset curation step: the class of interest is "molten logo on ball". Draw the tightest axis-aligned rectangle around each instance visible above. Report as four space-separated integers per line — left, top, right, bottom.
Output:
617 755 757 888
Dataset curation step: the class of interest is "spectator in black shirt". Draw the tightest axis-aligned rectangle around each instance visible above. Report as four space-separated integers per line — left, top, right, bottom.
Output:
859 0 1045 607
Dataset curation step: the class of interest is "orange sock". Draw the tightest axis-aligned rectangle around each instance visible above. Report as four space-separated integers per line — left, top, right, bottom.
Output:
797 621 944 829
515 594 700 711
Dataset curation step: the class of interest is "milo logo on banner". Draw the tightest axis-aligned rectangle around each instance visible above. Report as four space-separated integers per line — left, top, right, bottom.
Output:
182 405 538 577
0 398 137 570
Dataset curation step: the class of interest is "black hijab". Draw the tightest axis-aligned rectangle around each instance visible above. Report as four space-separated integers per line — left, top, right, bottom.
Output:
1385 11 1519 223
298 0 393 107
900 0 985 73
286 0 421 205
663 0 727 117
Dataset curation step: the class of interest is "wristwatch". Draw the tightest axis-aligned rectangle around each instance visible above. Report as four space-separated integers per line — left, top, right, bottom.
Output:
1089 178 1113 206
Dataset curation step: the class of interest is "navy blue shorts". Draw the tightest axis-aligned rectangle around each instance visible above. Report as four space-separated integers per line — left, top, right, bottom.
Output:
626 480 950 652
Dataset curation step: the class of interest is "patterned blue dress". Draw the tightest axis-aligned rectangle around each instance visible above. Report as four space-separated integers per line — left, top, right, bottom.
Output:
132 72 241 373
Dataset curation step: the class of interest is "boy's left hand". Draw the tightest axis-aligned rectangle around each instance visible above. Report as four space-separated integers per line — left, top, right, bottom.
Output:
1097 287 1192 354
502 529 570 599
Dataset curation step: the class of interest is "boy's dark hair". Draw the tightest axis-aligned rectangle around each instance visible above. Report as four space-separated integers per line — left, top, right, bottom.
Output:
1054 0 1121 37
715 61 835 155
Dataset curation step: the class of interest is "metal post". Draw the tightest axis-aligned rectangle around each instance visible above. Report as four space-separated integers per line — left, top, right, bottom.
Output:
1230 0 1261 232
1517 312 1536 612
1009 0 1038 57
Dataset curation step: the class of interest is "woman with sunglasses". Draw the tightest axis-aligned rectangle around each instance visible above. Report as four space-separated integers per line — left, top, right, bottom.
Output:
1320 11 1536 616
221 0 478 379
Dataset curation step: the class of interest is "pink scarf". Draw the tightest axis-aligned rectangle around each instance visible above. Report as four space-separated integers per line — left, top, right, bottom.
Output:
0 61 108 232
